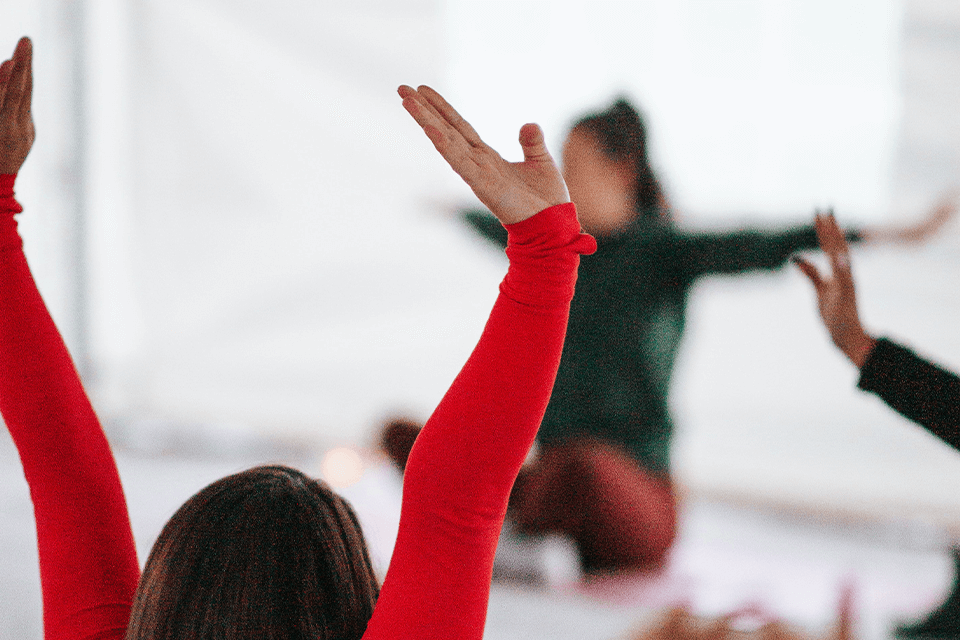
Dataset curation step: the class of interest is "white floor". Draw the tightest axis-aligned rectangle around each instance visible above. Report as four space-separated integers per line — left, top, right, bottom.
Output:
0 438 955 640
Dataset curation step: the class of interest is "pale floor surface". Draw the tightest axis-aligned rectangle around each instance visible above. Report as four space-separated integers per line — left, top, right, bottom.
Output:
0 441 954 640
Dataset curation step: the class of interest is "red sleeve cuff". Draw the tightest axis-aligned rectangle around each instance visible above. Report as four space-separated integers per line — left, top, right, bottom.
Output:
500 203 596 307
0 174 23 215
504 202 596 256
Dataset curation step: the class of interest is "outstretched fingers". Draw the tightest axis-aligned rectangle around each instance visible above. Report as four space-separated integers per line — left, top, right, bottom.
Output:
399 84 485 184
0 38 30 122
792 255 824 293
815 212 847 260
416 85 484 147
816 212 853 284
399 86 445 146
0 60 12 111
19 39 31 122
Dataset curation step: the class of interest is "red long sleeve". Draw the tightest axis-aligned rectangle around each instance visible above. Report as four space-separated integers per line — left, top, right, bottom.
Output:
362 203 595 640
0 175 140 640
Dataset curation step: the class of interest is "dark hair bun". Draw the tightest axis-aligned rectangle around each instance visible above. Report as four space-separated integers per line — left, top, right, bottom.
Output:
573 97 663 217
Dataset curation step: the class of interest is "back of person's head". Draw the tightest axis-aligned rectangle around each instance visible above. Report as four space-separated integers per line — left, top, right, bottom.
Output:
573 97 665 218
126 464 379 640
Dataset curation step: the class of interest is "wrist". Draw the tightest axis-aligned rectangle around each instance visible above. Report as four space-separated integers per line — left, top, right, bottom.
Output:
843 330 877 369
0 174 17 196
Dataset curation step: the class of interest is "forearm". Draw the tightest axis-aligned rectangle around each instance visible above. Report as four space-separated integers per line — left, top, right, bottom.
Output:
858 338 960 446
837 327 877 369
0 175 138 640
364 203 594 640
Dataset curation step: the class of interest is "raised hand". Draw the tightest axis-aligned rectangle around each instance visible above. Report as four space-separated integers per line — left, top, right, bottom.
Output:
398 84 569 225
0 37 34 175
861 191 958 245
792 212 876 368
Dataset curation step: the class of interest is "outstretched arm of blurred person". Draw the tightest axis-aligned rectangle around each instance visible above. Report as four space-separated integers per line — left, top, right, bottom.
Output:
691 193 958 277
794 212 960 444
860 192 958 245
0 37 140 640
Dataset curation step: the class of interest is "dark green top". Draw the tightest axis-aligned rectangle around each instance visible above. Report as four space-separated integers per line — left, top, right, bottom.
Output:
465 210 858 472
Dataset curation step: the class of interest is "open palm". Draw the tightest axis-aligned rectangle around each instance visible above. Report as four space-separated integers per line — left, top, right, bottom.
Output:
793 212 876 367
0 37 34 175
399 85 568 225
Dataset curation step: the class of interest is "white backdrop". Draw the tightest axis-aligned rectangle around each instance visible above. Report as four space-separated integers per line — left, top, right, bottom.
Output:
1 0 959 520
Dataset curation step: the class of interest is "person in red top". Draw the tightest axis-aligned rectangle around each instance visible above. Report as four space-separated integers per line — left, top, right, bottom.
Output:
0 37 595 640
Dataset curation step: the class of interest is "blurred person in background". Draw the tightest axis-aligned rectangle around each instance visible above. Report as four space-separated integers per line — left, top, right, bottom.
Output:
0 34 596 640
795 212 959 640
386 97 955 576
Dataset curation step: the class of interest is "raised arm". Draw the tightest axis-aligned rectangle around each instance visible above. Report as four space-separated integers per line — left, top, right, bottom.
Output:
361 86 594 640
794 212 960 442
0 38 139 640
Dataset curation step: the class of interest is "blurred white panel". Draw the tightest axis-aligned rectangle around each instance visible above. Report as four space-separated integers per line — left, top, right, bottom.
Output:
445 0 901 220
88 0 502 442
892 0 960 211
9 0 958 520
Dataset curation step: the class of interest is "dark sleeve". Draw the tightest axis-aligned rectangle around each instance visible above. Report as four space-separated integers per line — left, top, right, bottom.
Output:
461 208 508 249
361 204 595 640
676 224 862 279
857 338 960 449
0 174 140 640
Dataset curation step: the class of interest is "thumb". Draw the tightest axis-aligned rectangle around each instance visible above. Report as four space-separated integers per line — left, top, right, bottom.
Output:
791 255 824 292
519 123 550 161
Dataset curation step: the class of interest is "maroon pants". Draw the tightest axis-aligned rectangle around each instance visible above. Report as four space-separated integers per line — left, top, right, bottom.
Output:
510 439 677 572
382 420 676 573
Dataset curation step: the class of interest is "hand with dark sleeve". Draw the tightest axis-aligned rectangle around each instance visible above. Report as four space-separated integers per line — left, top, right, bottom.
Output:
795 212 960 445
858 339 960 447
793 212 877 368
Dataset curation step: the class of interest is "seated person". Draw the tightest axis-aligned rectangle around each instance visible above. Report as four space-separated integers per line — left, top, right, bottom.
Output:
388 97 955 575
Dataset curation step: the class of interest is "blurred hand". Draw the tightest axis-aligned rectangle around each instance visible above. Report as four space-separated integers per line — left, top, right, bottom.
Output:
0 37 34 175
793 212 876 368
861 191 958 245
398 85 569 225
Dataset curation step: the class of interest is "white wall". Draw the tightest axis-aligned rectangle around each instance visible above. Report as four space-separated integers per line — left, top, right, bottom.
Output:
3 0 960 520
444 0 902 220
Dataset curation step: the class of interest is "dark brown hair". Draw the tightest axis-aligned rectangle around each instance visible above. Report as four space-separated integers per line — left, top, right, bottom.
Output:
573 97 666 218
126 465 379 640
